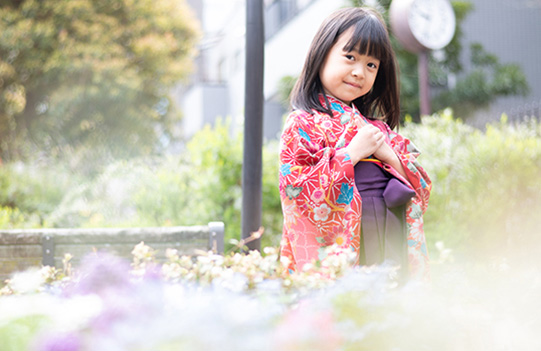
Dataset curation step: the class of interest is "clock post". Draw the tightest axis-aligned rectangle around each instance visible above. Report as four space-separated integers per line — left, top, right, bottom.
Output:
389 0 456 117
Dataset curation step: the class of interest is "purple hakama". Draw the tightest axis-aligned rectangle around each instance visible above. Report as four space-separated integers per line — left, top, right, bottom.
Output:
354 160 414 273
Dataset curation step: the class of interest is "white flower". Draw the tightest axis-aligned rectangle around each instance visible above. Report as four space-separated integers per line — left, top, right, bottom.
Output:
8 268 45 294
314 204 331 221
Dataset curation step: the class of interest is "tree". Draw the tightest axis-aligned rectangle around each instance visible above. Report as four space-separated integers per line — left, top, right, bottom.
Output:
0 0 199 167
348 0 529 120
432 43 529 117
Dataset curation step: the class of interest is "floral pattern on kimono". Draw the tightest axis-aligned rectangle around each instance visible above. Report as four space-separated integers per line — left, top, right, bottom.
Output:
279 95 432 280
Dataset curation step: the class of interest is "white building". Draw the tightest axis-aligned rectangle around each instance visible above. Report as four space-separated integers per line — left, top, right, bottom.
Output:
177 0 541 139
178 0 349 140
460 0 541 126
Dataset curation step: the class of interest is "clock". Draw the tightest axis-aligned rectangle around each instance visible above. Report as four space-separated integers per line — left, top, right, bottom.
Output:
390 0 456 53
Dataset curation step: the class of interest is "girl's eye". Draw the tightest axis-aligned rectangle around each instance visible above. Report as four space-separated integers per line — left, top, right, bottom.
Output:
368 62 378 69
345 55 355 61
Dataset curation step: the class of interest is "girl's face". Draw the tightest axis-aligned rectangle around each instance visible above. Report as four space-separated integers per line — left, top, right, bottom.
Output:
319 27 380 106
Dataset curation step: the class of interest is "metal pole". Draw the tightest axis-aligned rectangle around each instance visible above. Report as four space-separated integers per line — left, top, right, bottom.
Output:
418 50 431 117
241 0 264 251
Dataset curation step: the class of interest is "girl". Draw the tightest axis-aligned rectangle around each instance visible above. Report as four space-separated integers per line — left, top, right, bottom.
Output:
279 7 431 280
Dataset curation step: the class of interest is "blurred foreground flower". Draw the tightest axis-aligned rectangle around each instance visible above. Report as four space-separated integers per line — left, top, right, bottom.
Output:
0 242 540 351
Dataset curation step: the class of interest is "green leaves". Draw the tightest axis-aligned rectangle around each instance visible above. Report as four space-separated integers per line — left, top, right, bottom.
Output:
432 43 530 117
402 111 541 257
1 108 541 262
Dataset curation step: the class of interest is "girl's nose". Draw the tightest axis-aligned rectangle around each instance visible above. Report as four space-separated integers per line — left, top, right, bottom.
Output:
352 65 364 78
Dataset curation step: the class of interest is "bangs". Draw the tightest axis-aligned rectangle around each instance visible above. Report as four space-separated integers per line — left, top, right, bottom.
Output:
342 15 389 61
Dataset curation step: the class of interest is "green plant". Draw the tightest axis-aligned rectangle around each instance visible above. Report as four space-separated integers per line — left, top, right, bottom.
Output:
433 44 529 117
4 110 540 265
45 118 282 249
402 111 541 261
0 161 80 227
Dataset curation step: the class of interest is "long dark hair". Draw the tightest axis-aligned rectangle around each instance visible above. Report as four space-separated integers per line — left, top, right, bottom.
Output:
290 7 400 130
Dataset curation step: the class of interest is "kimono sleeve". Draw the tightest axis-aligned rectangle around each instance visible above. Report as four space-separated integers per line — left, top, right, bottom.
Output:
386 124 432 214
279 110 356 208
279 110 361 270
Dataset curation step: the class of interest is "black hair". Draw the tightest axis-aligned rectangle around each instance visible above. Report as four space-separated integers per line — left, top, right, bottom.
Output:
290 7 400 129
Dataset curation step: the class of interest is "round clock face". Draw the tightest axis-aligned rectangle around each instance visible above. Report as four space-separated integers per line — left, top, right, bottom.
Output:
408 0 456 50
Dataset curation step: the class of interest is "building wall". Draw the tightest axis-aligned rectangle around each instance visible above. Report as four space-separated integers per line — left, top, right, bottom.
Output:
179 0 541 140
181 84 229 137
180 0 246 138
179 0 347 140
263 0 348 139
263 0 347 99
460 0 541 125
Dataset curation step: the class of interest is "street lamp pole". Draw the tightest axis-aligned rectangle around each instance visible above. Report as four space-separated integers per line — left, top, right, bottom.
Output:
241 0 264 251
418 50 431 116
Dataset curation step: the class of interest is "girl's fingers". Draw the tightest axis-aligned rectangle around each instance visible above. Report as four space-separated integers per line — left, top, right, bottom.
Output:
355 117 368 129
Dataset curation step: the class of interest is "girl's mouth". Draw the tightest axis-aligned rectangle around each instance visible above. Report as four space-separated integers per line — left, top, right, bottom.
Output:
345 81 361 89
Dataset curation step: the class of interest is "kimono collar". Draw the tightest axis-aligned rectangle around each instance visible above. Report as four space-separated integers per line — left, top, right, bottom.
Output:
318 94 362 119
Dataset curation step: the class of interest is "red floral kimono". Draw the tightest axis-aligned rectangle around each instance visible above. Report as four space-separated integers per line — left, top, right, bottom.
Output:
279 95 432 280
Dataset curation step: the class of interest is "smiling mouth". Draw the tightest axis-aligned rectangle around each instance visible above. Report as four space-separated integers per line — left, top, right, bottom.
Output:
345 82 361 89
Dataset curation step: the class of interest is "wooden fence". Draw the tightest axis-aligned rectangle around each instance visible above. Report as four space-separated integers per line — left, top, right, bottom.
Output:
0 222 224 282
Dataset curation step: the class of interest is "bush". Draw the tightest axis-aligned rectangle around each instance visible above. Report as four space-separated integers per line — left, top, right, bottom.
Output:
402 111 541 262
0 161 81 227
43 118 282 249
0 206 41 229
2 112 541 262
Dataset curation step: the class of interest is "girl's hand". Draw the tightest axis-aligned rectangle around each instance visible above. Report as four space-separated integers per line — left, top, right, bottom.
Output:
373 141 395 163
374 136 410 181
346 122 385 165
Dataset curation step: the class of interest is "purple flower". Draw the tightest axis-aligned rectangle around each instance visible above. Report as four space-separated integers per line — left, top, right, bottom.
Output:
66 252 132 296
142 262 162 282
35 331 81 351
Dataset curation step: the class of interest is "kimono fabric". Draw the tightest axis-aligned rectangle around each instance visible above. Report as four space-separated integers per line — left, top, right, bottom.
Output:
279 95 432 280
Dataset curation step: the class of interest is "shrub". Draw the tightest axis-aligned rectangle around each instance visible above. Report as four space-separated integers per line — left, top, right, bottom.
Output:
3 111 541 263
45 118 282 249
0 206 41 229
0 161 80 227
402 111 541 262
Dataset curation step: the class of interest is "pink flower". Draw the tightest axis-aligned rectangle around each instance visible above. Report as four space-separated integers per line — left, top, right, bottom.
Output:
314 204 331 221
320 120 332 129
334 233 348 247
331 225 344 236
327 132 337 143
319 174 329 188
344 210 356 221
329 226 348 247
274 301 341 350
311 188 325 203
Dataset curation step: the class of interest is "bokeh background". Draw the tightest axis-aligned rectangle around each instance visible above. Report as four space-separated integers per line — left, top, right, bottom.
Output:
1 0 540 272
